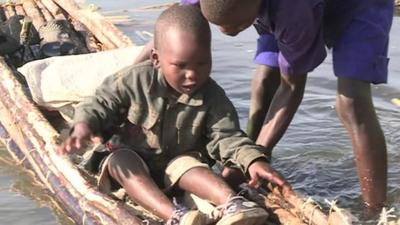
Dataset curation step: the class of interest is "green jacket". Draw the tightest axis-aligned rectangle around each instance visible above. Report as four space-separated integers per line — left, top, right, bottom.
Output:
74 61 267 173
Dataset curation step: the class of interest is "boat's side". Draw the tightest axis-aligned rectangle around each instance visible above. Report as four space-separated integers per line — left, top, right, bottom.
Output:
0 57 142 225
0 0 142 224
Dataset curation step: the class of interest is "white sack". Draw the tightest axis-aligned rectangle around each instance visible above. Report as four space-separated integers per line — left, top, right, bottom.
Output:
18 45 144 121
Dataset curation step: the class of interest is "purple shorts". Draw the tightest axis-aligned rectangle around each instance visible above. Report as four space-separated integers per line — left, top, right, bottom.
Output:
254 1 394 84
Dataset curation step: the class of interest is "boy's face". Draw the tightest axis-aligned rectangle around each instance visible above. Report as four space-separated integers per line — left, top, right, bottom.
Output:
151 28 212 96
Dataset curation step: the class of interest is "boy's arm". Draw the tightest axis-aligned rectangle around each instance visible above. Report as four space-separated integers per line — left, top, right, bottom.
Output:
247 158 292 193
72 71 132 143
58 122 102 154
205 92 289 188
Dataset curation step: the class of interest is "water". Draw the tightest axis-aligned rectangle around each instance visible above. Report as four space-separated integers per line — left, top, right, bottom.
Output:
0 1 399 224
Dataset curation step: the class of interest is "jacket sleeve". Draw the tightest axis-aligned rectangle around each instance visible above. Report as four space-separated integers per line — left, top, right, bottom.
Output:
73 71 132 135
205 91 268 173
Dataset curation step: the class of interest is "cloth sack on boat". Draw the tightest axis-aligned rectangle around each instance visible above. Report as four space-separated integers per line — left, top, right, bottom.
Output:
18 45 144 121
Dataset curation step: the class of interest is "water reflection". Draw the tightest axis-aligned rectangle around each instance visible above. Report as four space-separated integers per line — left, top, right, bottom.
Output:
0 150 73 225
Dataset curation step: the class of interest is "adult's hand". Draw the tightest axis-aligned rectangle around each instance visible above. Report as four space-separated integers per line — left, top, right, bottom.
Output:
247 159 293 195
58 122 100 155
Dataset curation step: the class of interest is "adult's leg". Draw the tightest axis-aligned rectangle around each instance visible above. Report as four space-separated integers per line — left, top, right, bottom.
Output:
107 150 174 220
336 77 387 212
331 0 393 213
246 65 281 141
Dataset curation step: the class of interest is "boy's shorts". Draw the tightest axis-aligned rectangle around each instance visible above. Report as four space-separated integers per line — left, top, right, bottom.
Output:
95 147 209 194
254 1 394 84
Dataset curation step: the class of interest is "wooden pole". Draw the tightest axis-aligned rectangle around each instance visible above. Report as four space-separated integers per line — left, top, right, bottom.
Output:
4 2 16 19
264 195 308 225
14 3 27 16
70 19 100 52
269 187 331 225
41 0 66 20
52 0 133 48
244 184 319 224
22 0 46 29
36 0 54 22
41 0 61 17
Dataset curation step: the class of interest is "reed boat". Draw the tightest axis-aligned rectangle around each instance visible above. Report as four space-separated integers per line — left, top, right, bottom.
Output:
0 0 350 224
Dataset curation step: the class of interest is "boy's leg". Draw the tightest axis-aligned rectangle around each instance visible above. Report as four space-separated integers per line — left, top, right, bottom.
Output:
106 150 174 220
332 0 393 212
166 154 269 225
180 167 270 225
336 77 387 212
221 166 248 190
178 167 235 205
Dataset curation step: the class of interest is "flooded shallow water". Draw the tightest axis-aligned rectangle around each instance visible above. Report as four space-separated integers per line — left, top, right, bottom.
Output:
0 1 399 224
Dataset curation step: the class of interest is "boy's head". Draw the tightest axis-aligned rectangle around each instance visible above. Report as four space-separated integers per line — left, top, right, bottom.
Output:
200 0 261 36
152 4 212 96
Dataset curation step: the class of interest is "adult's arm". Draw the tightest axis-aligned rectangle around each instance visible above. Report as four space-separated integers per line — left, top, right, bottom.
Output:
204 82 267 171
204 84 290 188
256 73 306 149
255 0 326 149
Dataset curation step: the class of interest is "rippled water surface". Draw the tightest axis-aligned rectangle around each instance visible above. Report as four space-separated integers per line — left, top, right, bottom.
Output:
0 1 399 224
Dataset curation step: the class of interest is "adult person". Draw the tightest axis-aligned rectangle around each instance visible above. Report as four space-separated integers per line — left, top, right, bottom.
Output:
197 0 394 213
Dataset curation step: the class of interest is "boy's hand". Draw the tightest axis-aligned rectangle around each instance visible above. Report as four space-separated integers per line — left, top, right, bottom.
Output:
58 122 100 155
247 159 293 195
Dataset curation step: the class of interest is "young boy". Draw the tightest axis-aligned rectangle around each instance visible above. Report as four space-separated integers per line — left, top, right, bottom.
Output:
196 0 394 214
59 4 290 225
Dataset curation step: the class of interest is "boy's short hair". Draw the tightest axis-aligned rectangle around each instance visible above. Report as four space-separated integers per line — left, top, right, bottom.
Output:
154 4 211 50
200 0 244 23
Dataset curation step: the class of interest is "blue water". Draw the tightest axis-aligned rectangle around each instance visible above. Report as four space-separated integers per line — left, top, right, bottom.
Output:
0 1 399 224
